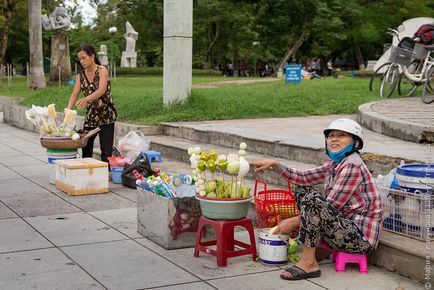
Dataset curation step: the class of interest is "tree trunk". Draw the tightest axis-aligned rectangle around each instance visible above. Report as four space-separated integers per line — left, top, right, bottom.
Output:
353 40 365 71
28 0 46 89
205 22 218 69
277 30 307 73
0 0 20 65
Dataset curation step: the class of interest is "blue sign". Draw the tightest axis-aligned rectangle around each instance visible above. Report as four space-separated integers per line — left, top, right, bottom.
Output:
285 64 302 84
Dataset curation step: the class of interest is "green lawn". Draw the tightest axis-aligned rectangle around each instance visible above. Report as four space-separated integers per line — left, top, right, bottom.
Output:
1 76 382 125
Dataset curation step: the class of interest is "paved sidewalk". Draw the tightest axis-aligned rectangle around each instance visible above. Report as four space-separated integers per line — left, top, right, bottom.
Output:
0 123 424 290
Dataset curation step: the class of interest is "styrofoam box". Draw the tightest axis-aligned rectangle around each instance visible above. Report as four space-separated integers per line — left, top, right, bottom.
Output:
55 158 109 196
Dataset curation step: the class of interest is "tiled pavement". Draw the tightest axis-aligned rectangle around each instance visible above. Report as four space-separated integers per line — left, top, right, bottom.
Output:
0 123 424 290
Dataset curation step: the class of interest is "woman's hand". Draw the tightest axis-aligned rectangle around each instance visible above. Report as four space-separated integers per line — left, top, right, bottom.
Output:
250 159 280 173
273 216 299 234
76 97 90 109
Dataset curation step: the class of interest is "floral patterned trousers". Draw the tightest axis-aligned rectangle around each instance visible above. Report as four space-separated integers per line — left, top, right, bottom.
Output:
295 186 373 254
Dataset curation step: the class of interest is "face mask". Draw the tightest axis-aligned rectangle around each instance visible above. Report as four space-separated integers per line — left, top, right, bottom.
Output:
326 143 354 163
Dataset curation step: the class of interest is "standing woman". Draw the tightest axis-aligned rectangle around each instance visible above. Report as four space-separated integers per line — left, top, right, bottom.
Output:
68 44 117 163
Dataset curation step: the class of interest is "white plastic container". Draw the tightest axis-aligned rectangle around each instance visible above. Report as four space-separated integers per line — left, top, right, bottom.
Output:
47 149 78 184
396 164 434 194
258 229 289 266
55 158 108 196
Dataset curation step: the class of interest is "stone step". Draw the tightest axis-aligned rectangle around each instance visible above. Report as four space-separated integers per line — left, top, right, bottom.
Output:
358 100 434 143
161 122 328 166
369 231 433 285
147 134 317 187
160 122 418 176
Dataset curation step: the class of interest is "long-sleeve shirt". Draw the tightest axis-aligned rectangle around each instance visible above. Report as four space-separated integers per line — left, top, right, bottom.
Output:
277 153 383 247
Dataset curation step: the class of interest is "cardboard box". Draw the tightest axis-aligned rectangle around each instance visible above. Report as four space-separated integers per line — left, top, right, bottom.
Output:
137 187 203 249
55 158 109 196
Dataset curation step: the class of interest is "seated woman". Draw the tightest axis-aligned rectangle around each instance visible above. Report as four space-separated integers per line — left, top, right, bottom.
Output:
250 118 383 281
301 66 322 80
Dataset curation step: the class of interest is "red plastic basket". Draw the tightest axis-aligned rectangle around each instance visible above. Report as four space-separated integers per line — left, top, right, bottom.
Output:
254 179 299 228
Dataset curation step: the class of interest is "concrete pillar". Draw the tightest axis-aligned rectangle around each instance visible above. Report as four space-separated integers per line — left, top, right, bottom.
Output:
163 0 192 106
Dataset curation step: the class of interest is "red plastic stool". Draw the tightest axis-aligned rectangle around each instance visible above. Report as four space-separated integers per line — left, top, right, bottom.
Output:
333 250 368 274
194 216 257 267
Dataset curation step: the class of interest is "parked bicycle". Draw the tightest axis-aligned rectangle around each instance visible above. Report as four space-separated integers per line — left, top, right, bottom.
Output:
378 28 434 102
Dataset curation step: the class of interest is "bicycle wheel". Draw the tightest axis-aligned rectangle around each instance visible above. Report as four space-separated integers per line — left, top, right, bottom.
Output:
369 62 390 92
380 64 399 98
398 59 423 96
422 66 434 104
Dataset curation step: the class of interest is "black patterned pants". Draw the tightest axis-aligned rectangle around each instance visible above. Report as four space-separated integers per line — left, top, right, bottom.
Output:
295 186 373 254
82 123 115 163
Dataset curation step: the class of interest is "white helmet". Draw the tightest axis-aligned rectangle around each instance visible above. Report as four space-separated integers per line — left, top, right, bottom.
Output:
323 118 364 149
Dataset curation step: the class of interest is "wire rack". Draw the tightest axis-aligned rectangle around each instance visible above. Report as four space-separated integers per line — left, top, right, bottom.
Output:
379 186 433 241
388 46 415 66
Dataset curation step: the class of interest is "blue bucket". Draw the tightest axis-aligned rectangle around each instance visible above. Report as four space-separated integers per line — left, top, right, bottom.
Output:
111 166 123 184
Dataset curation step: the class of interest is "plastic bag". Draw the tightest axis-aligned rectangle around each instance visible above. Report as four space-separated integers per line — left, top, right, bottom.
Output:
118 131 150 161
121 154 156 189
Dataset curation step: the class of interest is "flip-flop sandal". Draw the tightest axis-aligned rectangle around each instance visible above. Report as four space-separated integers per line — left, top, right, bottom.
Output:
280 265 321 281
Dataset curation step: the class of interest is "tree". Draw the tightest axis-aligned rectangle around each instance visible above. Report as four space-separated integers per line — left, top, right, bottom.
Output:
28 0 46 88
257 0 329 74
0 0 20 65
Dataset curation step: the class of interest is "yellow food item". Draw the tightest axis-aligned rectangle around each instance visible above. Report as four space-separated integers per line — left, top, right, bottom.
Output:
64 110 74 125
269 226 278 235
47 104 57 119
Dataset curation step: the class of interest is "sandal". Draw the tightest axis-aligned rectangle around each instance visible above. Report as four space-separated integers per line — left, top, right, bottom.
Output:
280 265 321 281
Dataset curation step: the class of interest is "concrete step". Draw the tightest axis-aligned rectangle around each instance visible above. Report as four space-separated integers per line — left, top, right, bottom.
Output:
147 134 317 187
160 122 421 176
369 231 433 285
358 99 434 143
161 122 328 166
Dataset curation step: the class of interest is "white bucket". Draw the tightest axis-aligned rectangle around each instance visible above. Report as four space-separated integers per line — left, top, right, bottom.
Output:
258 229 289 266
396 164 434 194
47 149 78 184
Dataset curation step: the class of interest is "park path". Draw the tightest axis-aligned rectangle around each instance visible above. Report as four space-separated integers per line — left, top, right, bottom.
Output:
193 77 279 88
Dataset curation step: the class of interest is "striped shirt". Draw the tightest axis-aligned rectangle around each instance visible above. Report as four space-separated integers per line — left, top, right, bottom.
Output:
277 153 383 247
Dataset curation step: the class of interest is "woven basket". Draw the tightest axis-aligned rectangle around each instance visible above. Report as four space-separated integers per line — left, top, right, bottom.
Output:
40 128 101 150
40 138 88 149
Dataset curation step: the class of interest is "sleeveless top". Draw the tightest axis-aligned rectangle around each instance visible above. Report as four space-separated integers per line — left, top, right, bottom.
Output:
79 66 117 127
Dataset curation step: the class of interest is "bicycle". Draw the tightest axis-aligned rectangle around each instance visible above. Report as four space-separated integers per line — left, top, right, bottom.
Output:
421 45 434 103
379 29 434 100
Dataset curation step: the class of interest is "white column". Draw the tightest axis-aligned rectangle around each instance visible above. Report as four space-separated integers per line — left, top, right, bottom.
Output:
163 0 192 106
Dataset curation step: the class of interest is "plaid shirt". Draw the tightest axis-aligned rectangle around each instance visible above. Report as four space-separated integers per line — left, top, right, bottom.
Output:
277 153 383 247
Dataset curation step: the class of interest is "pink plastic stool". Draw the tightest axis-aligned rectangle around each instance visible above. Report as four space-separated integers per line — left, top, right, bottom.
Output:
333 250 368 274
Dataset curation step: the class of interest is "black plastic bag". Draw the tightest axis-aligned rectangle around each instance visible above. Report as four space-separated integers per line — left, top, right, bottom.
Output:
121 154 156 189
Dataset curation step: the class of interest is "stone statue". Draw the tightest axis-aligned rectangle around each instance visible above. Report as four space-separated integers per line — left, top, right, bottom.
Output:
41 6 71 31
98 44 109 66
41 6 72 81
121 22 138 68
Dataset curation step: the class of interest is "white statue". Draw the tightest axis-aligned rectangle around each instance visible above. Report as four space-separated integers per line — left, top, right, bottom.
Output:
41 6 71 31
121 22 138 68
98 44 109 66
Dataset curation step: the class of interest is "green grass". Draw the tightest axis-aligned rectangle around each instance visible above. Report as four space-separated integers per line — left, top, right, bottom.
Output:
116 67 223 77
1 75 382 125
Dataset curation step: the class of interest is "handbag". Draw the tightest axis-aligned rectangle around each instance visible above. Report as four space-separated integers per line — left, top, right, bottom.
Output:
121 154 156 189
